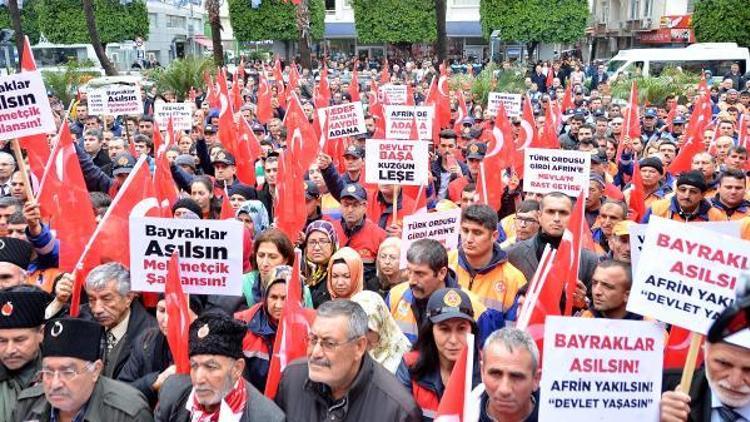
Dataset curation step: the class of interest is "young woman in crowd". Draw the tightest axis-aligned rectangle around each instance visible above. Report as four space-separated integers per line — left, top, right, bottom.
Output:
326 247 364 300
351 290 412 373
302 220 338 307
190 176 222 219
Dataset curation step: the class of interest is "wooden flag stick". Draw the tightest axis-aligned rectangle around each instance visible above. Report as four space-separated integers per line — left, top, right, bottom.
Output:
679 332 704 393
392 187 398 224
11 139 35 201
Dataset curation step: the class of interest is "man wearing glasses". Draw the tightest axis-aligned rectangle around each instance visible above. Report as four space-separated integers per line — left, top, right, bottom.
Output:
13 317 153 421
275 299 420 421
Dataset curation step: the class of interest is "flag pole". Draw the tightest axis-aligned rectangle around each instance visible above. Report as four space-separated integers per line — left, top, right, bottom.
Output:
679 332 703 393
392 186 398 225
11 139 36 201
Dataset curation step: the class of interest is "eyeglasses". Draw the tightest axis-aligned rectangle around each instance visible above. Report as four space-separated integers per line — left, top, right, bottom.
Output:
306 334 358 353
516 217 539 226
38 362 95 382
307 239 332 249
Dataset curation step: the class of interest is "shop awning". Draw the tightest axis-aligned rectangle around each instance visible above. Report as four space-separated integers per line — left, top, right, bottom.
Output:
446 21 483 37
325 22 356 38
193 35 213 49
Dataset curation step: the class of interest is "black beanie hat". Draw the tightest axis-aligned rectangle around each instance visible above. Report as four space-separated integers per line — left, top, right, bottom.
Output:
172 197 203 219
188 312 245 358
228 183 256 201
0 237 33 270
43 318 103 361
0 289 51 328
639 157 664 175
677 170 708 192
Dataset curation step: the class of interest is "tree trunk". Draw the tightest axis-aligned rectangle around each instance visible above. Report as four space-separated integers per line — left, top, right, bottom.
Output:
82 0 118 75
435 0 447 63
526 41 538 64
296 0 312 69
206 0 224 66
7 0 23 72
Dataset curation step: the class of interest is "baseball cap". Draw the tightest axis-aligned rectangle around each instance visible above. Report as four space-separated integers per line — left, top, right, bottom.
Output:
340 183 367 201
305 180 320 200
672 116 686 125
590 152 608 165
112 153 136 176
252 122 265 133
612 220 635 237
204 124 217 134
343 144 364 159
644 108 658 118
465 142 487 160
427 288 474 324
212 150 236 166
174 154 196 169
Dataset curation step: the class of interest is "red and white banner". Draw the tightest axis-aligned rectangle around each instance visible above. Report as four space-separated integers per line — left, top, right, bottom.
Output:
317 102 366 139
365 139 429 186
87 84 143 116
0 71 56 140
384 105 434 140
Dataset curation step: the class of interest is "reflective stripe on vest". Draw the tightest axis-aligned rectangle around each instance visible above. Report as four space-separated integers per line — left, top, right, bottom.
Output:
243 350 270 360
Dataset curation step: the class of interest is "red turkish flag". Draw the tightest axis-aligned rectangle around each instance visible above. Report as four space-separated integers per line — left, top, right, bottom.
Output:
617 80 641 162
18 35 50 180
153 148 178 218
380 58 390 84
349 61 361 102
368 80 386 135
628 160 647 222
315 63 331 109
560 83 574 113
36 121 97 272
165 252 191 374
435 333 475 421
264 256 313 398
561 191 585 316
537 103 560 149
664 325 704 369
217 70 240 156
220 189 234 220
69 157 159 316
256 71 273 124
236 119 261 186
668 90 711 174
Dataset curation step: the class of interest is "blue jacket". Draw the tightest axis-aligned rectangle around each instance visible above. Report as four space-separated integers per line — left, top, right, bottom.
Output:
27 223 58 272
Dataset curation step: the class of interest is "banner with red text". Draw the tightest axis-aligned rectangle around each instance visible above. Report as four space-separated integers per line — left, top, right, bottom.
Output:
0 71 56 140
365 139 429 186
523 148 591 197
129 216 244 295
317 102 366 139
627 217 750 335
378 84 408 104
384 105 434 140
487 92 522 117
87 84 143 116
155 102 193 132
539 316 664 420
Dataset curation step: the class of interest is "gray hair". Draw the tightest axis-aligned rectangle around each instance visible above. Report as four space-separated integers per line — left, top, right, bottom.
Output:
0 152 15 168
484 327 540 372
316 299 368 340
406 239 448 274
85 262 131 296
83 129 103 141
0 196 22 210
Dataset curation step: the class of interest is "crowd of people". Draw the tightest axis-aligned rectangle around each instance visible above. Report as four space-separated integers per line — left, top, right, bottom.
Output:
0 52 748 422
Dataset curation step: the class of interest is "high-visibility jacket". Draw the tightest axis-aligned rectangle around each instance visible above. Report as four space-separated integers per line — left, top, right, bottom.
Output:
709 196 750 221
642 196 723 223
235 304 274 393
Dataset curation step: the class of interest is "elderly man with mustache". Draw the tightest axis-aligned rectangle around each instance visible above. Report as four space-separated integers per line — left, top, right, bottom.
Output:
12 317 153 421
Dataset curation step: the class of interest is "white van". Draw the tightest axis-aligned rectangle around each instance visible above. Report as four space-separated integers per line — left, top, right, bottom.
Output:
606 43 750 82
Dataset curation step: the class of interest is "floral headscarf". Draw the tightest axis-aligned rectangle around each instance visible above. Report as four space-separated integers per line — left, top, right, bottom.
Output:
351 290 412 373
237 200 269 236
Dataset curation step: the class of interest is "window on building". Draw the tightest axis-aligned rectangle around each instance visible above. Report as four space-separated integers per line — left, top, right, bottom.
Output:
452 0 479 6
343 0 352 8
325 0 335 13
148 13 158 27
629 0 641 20
166 15 186 28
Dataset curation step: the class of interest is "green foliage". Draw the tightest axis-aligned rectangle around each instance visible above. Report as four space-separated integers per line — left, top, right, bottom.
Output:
146 56 215 101
42 61 100 105
351 0 436 43
609 67 702 105
452 63 526 107
228 0 325 42
35 0 148 45
0 0 41 44
479 0 588 44
692 0 750 47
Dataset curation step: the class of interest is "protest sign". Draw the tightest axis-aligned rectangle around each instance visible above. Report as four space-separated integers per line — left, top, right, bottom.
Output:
539 316 664 421
487 92 522 117
399 208 461 268
365 139 429 186
627 217 750 335
522 148 590 197
87 84 143 116
317 102 366 139
378 84 408 105
129 216 244 296
0 71 56 140
384 105 434 140
154 102 193 132
629 220 741 268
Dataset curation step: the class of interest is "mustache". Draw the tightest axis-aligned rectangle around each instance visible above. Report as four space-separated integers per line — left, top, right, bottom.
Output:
309 357 331 368
48 387 70 397
719 380 750 394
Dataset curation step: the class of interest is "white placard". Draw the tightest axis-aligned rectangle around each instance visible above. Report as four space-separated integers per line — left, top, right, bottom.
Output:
87 84 143 116
629 220 741 269
384 105 434 140
378 84 408 105
539 316 664 421
399 208 461 268
154 102 194 132
129 216 244 296
364 139 429 186
487 92 522 117
317 102 366 139
522 148 591 197
627 216 750 335
0 71 56 140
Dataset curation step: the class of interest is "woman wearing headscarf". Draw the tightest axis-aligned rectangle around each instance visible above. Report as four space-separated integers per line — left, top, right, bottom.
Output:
351 291 412 373
302 220 338 307
236 200 270 236
326 247 365 300
367 236 405 298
